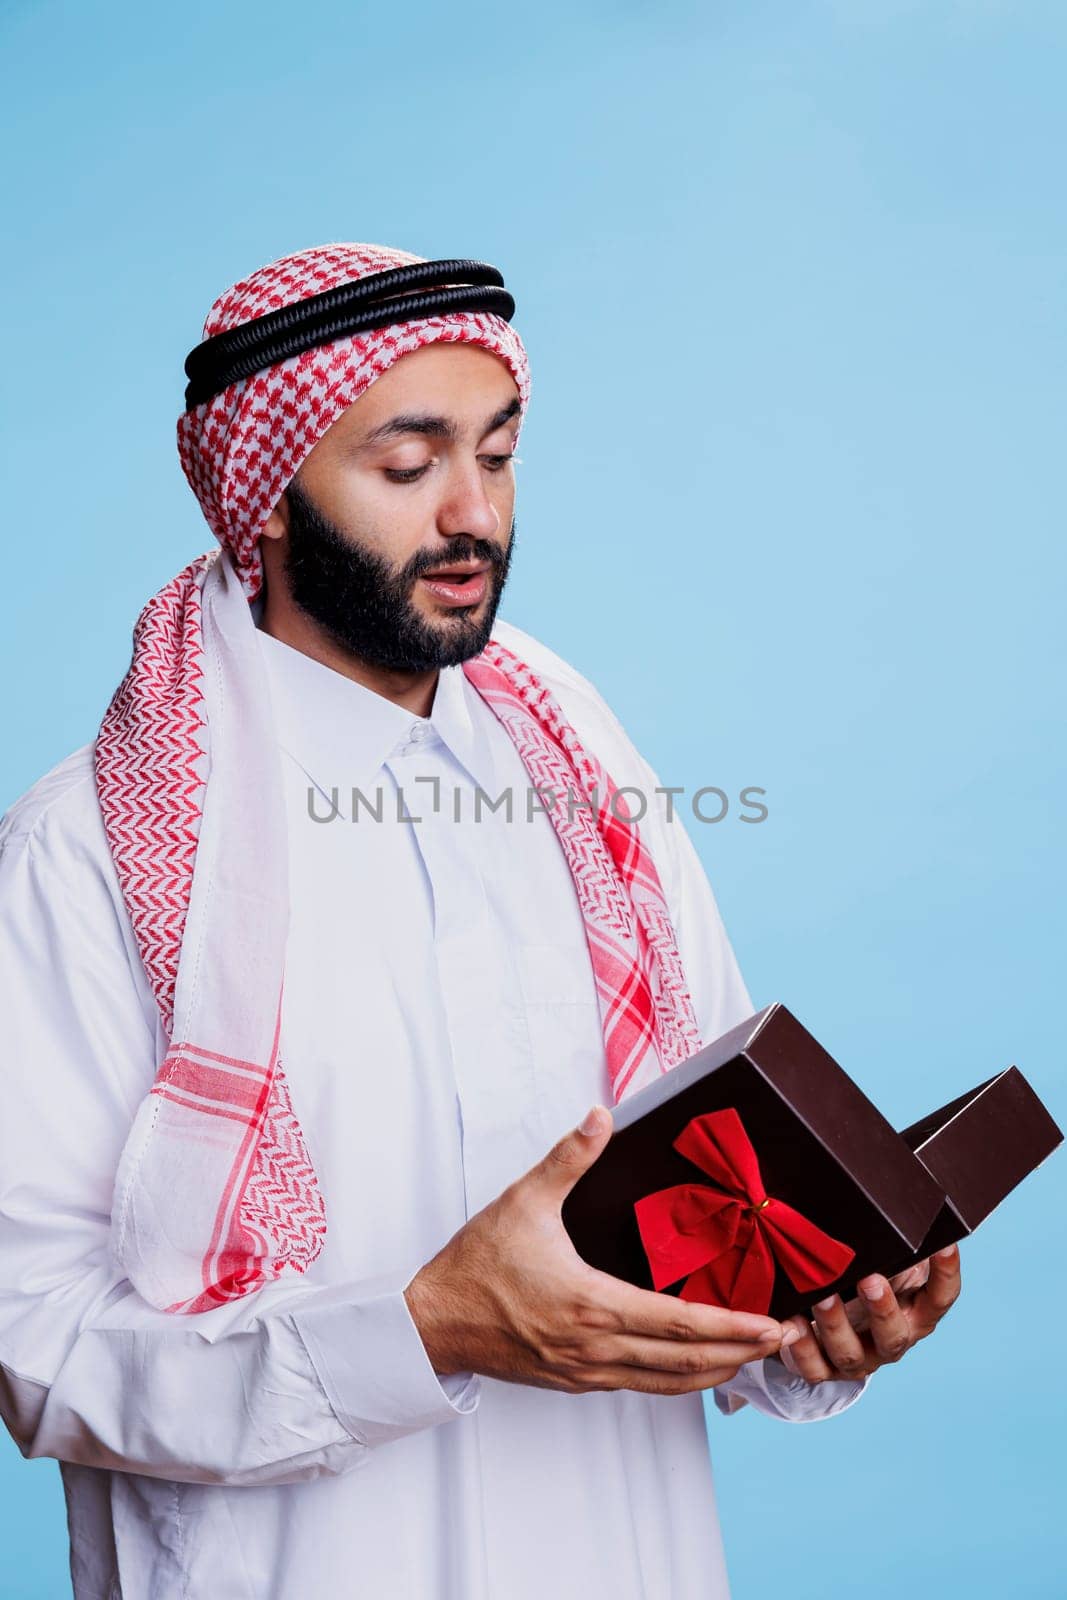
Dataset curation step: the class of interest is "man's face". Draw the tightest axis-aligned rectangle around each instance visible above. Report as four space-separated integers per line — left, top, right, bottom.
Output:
266 342 522 672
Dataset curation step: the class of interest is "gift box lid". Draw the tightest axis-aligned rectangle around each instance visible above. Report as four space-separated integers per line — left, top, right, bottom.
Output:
900 1065 1063 1232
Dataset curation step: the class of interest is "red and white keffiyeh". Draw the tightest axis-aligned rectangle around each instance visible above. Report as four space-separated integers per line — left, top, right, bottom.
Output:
96 243 702 1314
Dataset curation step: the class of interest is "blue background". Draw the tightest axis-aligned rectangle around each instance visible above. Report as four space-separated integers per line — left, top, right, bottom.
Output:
2 1 1064 1595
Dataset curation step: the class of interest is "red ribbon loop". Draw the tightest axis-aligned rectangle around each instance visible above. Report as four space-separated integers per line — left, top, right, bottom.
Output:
633 1107 855 1315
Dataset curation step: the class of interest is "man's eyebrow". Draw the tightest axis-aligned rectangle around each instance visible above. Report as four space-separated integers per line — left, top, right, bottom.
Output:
361 397 521 447
362 412 455 445
484 398 522 434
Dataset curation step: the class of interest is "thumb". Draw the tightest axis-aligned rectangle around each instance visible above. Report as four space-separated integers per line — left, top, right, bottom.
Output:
530 1105 614 1201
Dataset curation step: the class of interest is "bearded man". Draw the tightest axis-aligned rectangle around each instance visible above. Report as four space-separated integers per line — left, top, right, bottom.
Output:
0 244 960 1599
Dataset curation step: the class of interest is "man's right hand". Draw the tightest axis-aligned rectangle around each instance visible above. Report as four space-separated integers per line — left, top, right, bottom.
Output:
403 1104 802 1397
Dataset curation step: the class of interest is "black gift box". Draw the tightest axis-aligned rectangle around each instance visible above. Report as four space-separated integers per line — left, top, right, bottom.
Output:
561 1003 1063 1321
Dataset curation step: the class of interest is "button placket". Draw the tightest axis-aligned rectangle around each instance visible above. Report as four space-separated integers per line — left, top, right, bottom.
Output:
385 744 540 1212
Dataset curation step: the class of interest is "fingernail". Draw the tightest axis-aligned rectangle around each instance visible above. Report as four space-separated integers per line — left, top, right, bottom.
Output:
815 1296 837 1312
780 1324 803 1348
759 1325 784 1344
860 1278 885 1301
936 1245 957 1260
580 1106 603 1136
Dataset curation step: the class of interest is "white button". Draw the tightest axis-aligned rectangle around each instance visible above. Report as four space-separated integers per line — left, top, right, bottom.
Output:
390 720 434 759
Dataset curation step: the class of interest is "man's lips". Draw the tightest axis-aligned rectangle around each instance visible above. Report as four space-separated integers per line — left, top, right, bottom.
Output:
420 560 492 581
417 560 492 607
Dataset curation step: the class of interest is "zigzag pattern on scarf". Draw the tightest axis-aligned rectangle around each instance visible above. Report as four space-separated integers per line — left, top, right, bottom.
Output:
97 559 328 1305
237 1068 329 1285
94 553 212 1037
169 1066 329 1315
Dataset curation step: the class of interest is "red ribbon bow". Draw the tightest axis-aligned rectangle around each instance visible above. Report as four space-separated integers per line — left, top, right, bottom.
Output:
633 1108 855 1315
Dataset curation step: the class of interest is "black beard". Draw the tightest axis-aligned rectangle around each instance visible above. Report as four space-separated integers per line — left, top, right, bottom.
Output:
280 478 515 673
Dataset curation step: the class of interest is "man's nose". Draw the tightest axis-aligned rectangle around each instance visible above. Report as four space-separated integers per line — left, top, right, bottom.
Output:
437 460 501 542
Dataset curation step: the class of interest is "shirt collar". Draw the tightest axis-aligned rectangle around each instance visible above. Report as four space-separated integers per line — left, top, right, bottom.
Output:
255 627 500 798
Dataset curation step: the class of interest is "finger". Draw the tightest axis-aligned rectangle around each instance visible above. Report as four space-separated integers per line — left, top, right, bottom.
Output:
841 1292 871 1335
604 1333 783 1376
528 1105 614 1201
809 1294 871 1380
564 1361 762 1397
857 1275 912 1362
843 1257 932 1339
888 1260 931 1296
907 1244 962 1336
777 1314 835 1384
587 1269 786 1348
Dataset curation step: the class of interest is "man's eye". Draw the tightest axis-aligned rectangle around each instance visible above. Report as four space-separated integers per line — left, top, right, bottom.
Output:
384 465 430 483
481 454 514 472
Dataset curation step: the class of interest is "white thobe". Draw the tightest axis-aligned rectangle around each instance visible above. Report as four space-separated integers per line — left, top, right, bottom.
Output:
0 615 867 1600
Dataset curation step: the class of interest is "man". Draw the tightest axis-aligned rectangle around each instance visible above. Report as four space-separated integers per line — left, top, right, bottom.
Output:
0 243 960 1599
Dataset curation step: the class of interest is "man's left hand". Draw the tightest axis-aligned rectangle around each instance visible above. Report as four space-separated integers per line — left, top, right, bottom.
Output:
774 1244 962 1384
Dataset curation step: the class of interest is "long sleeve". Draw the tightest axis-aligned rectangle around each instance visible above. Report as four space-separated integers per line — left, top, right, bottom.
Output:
0 752 477 1488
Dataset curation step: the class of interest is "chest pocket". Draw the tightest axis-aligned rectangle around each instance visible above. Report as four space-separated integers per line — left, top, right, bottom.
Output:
515 943 609 1133
515 941 600 1006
